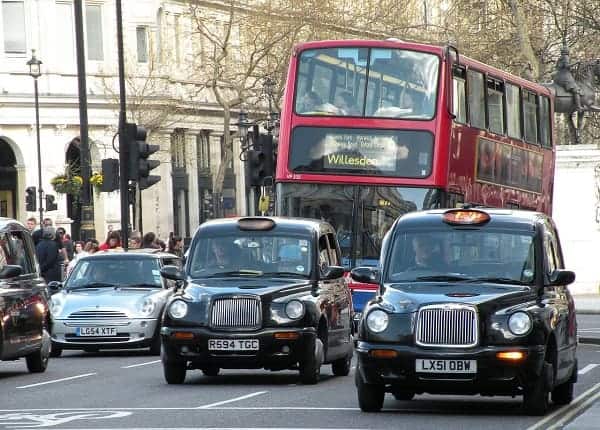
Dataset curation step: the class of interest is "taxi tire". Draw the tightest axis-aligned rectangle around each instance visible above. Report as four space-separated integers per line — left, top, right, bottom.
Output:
149 333 161 355
163 362 186 384
552 362 576 405
299 338 323 384
25 329 50 373
331 354 351 376
355 370 384 412
202 367 220 377
523 362 553 415
392 391 415 401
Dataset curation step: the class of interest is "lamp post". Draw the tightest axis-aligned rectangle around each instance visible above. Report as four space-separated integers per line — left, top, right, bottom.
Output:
27 50 44 225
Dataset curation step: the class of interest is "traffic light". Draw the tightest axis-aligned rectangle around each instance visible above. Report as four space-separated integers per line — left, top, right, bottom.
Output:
125 122 161 190
45 194 58 211
100 158 119 192
25 186 36 211
247 134 275 187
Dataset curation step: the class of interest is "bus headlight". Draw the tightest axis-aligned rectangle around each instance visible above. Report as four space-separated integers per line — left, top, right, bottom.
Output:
168 300 188 319
366 309 389 333
508 311 532 335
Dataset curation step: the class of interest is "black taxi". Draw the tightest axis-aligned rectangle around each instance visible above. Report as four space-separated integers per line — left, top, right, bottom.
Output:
160 217 354 384
351 208 577 415
1 218 51 373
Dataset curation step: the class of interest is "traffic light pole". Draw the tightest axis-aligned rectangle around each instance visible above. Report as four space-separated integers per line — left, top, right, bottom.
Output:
116 0 129 250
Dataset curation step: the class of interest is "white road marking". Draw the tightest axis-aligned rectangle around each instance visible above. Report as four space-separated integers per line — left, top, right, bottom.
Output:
526 382 600 430
16 373 97 389
578 363 599 375
577 328 600 331
196 391 268 409
121 360 161 369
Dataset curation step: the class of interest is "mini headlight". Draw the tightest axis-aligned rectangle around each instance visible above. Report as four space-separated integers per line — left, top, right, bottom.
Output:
49 295 65 317
140 297 157 317
168 300 188 319
285 300 305 319
366 309 389 333
508 311 532 335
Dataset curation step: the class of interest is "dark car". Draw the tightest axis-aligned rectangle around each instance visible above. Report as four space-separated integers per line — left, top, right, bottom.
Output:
0 218 51 372
160 216 354 384
48 250 181 356
351 208 577 415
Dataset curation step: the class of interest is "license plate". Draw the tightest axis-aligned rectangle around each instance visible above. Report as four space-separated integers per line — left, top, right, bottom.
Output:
208 339 259 351
416 359 477 374
76 327 117 337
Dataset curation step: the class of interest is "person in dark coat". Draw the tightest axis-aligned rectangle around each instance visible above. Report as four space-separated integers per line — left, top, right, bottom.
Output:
36 227 62 283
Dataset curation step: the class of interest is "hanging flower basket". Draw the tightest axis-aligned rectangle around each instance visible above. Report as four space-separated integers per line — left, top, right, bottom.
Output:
50 174 83 196
90 172 103 194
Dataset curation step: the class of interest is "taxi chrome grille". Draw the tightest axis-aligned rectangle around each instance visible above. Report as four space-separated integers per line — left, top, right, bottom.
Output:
415 304 478 347
68 310 128 319
210 296 261 330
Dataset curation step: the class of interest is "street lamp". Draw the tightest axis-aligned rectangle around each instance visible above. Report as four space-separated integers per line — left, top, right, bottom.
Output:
27 49 44 225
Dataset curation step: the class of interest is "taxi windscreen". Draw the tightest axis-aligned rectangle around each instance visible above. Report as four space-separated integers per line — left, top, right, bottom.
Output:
188 234 313 279
386 230 535 284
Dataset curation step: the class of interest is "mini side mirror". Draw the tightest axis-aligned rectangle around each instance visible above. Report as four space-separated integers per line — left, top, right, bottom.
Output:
350 266 379 284
47 281 63 294
161 265 185 282
548 269 576 286
0 264 23 279
321 265 345 280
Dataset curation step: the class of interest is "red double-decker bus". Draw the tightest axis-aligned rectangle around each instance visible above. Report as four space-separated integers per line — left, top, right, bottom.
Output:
274 39 556 317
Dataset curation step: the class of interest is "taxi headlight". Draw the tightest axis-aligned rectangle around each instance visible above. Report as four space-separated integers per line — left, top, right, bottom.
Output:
284 300 305 319
508 311 532 335
168 300 188 319
140 297 157 317
366 309 389 333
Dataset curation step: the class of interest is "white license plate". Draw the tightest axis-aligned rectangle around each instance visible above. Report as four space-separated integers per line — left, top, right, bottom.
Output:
76 327 118 337
208 339 259 351
416 359 477 374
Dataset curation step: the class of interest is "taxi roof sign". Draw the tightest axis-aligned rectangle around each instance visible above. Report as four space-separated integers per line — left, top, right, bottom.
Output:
443 209 490 225
237 217 276 231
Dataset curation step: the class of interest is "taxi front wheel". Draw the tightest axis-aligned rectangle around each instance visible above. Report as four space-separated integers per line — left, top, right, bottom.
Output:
523 361 553 415
163 362 186 384
356 370 384 412
299 338 323 384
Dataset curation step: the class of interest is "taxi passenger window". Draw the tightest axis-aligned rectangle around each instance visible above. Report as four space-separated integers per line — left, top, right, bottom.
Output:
0 233 8 269
318 235 331 271
9 231 35 275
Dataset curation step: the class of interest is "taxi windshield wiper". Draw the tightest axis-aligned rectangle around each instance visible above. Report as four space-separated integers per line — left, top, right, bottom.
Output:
68 282 117 290
205 270 263 278
464 277 527 285
261 271 307 278
415 275 472 282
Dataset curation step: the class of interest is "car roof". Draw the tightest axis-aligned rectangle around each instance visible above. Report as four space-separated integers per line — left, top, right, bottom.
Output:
394 208 546 232
197 216 332 235
0 217 28 231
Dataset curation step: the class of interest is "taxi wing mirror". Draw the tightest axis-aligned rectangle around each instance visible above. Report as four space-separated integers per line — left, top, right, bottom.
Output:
321 265 345 280
161 265 185 282
0 264 23 279
47 281 63 295
350 267 379 284
548 269 575 287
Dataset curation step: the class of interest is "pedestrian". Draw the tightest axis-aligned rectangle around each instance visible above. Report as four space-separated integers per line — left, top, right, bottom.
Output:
141 232 160 249
99 230 122 250
56 227 74 261
36 227 62 283
32 217 52 245
168 232 184 257
129 231 142 249
25 217 37 233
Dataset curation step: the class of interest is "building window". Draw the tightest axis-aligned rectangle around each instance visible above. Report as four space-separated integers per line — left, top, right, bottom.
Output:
136 26 148 63
2 1 26 53
85 3 103 61
56 1 75 68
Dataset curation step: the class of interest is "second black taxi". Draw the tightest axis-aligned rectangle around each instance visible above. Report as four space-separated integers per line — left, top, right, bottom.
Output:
160 216 354 384
351 207 577 415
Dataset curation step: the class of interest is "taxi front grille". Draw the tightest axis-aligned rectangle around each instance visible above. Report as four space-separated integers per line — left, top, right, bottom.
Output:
415 304 478 347
210 297 261 330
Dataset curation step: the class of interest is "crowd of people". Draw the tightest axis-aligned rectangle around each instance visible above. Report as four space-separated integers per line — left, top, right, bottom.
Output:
25 216 184 283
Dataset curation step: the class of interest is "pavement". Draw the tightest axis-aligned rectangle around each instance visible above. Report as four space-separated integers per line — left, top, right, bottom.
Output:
561 294 600 429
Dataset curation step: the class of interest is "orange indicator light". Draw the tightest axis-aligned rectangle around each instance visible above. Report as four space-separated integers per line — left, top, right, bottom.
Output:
369 349 398 359
443 210 491 225
496 351 526 361
172 332 194 340
274 332 300 340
